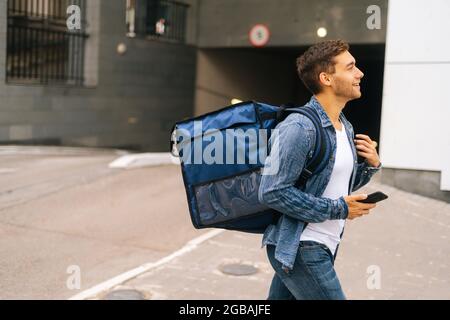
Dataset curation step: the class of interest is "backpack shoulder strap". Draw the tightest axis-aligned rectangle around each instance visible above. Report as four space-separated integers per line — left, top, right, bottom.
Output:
284 106 331 189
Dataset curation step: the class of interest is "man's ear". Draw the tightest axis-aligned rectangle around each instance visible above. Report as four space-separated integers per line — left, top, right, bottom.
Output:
319 72 332 88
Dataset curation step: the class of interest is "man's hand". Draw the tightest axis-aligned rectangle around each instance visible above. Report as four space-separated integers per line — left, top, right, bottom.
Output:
344 194 376 220
354 134 381 167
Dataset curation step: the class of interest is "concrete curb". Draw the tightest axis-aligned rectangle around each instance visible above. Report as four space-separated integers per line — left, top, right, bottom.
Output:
108 152 180 169
0 145 128 156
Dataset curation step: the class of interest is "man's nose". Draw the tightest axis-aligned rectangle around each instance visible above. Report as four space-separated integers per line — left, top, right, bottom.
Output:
357 67 364 79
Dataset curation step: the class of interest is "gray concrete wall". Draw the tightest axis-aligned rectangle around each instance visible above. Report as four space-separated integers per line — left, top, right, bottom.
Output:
0 0 198 151
198 0 388 48
381 168 450 203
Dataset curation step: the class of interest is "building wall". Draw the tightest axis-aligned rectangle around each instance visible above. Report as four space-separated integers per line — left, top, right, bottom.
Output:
198 0 388 48
0 0 198 151
380 0 450 201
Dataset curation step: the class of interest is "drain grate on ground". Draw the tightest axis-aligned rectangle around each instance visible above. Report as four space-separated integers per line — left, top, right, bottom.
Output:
103 289 148 300
219 263 258 276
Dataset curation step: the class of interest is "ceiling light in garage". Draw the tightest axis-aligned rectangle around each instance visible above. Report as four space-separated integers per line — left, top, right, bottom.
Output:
317 27 327 38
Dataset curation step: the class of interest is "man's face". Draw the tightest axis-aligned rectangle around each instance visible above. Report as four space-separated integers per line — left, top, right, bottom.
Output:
328 50 364 100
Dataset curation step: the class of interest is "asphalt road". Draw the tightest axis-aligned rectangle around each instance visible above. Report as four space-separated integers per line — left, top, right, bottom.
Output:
0 147 208 299
1 147 449 300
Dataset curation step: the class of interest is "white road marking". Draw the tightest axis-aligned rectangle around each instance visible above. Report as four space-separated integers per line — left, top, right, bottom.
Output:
68 229 224 300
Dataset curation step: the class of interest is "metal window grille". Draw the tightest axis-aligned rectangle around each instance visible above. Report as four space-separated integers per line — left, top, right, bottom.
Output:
146 0 188 42
6 0 88 86
126 0 188 43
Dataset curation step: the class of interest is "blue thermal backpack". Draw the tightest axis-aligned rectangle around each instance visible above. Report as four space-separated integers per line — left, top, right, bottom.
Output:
170 101 331 234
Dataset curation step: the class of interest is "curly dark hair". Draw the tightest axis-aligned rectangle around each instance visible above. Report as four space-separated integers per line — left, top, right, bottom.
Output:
296 40 350 94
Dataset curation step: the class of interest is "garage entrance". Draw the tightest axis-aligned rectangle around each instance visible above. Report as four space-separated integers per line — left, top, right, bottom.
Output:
195 44 385 151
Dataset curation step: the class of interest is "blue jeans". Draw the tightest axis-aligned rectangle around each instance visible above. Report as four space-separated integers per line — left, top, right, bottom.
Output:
266 241 346 300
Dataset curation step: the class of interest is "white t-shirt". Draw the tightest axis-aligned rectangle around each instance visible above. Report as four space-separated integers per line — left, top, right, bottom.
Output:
300 122 354 255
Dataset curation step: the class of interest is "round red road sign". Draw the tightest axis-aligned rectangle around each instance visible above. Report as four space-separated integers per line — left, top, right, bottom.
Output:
249 24 270 47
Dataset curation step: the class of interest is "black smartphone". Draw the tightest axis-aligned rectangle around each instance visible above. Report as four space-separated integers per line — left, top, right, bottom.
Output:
358 191 388 204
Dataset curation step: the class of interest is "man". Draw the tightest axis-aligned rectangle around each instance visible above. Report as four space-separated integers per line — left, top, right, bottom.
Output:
258 39 382 300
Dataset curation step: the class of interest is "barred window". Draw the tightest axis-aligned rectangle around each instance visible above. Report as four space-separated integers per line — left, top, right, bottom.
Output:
6 0 88 86
126 0 189 43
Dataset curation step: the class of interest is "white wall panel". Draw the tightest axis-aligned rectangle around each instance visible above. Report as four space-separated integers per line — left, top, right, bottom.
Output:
381 0 450 190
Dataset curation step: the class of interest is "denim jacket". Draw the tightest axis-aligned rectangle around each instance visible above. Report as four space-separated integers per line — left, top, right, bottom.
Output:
258 96 381 270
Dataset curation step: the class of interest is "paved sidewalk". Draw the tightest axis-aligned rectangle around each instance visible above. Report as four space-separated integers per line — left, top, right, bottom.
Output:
93 179 450 300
